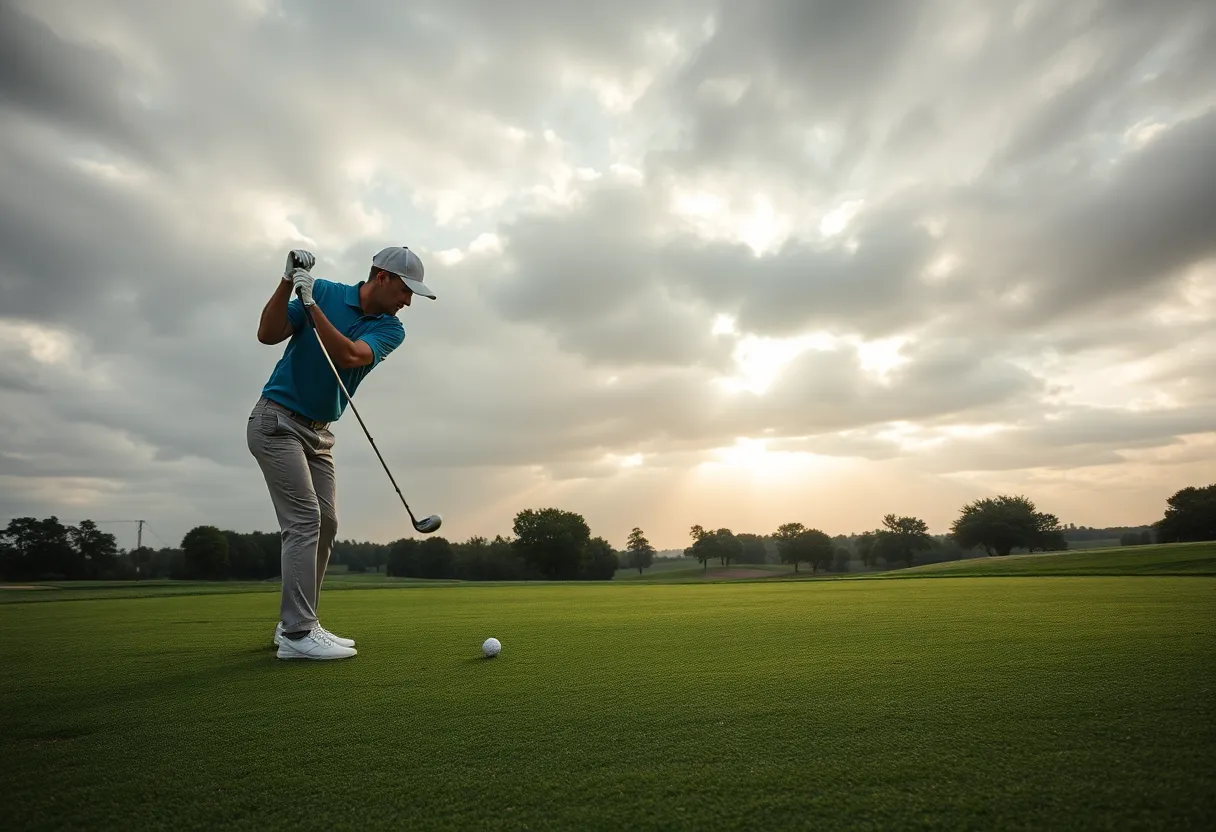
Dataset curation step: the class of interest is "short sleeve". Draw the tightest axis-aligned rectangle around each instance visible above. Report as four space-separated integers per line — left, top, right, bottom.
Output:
287 296 306 331
358 317 405 368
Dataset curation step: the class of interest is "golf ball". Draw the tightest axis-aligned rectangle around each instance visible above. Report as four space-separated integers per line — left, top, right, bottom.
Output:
482 637 501 658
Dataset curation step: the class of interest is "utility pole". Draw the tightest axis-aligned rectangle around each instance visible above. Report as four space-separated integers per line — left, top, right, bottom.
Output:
95 520 148 580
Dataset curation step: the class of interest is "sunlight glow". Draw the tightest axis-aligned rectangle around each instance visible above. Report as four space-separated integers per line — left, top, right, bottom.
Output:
694 437 844 484
717 331 835 395
922 252 959 283
0 321 74 365
820 199 864 237
670 190 790 254
711 314 737 335
854 335 911 381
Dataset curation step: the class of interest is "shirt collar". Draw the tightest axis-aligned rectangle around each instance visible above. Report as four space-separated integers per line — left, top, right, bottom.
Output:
345 281 386 318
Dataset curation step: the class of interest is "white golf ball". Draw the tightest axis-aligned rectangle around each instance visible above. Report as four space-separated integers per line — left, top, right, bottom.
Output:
482 637 501 658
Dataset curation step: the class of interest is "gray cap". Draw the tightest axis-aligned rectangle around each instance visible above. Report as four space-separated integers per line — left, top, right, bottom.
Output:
371 246 436 299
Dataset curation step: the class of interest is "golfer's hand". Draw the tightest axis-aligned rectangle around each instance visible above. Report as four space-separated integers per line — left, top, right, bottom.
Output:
283 249 316 281
291 268 316 306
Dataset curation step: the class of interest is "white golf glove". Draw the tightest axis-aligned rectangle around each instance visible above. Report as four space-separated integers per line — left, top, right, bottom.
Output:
291 268 315 306
283 249 315 281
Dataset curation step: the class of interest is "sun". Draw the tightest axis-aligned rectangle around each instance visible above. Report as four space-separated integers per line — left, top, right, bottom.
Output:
693 437 842 485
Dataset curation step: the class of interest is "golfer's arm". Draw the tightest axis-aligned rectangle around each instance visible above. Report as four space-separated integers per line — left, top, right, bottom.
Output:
308 305 374 369
257 280 295 345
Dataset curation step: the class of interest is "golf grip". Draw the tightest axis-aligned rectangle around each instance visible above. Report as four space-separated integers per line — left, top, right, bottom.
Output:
296 287 423 527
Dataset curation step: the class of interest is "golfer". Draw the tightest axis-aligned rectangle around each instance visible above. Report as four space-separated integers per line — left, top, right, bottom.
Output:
248 246 436 660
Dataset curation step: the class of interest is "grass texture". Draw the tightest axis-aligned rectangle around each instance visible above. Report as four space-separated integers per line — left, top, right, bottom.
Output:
889 541 1216 578
2 577 1213 830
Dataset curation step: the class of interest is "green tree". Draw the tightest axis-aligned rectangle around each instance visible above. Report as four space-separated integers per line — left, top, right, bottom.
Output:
685 527 741 570
950 495 1063 556
181 525 229 580
223 531 266 579
1153 483 1216 543
1027 511 1067 552
855 531 878 568
710 528 742 567
832 546 851 572
418 536 454 578
68 520 119 579
625 527 656 575
684 525 712 572
875 514 933 568
512 508 592 580
773 523 834 573
736 533 768 564
387 537 420 577
580 537 618 580
0 517 78 579
774 522 807 572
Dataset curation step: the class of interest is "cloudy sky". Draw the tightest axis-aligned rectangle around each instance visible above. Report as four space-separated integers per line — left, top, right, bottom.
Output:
2 0 1214 552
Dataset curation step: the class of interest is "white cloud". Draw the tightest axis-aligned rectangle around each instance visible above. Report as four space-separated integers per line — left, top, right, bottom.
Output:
2 0 1214 549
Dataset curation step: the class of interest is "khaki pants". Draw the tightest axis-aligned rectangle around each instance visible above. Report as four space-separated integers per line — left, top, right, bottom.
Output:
246 396 337 638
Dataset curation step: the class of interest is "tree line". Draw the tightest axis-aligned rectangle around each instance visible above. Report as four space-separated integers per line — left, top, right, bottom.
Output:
2 483 1211 582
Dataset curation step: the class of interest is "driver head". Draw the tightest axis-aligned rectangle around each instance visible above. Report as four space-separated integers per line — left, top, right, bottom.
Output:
415 515 442 534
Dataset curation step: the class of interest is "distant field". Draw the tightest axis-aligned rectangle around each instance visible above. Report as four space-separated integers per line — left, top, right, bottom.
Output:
885 541 1216 578
615 561 796 581
0 575 453 605
2 575 1213 829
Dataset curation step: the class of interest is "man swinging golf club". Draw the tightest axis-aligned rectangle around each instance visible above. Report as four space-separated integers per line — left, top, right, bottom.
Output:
248 245 436 660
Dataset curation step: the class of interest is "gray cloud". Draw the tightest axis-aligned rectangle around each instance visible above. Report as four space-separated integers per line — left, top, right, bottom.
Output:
1 0 1214 547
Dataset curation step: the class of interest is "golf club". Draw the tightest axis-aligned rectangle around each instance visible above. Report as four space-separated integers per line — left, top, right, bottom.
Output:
294 282 442 535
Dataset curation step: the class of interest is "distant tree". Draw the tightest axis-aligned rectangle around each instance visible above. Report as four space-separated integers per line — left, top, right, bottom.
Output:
685 528 742 569
774 522 807 572
1 517 81 580
950 495 1064 556
418 537 454 579
580 537 618 580
486 534 530 580
874 514 934 568
934 536 971 561
735 533 768 565
68 520 119 579
832 546 851 573
1153 484 1216 543
1027 511 1068 553
855 531 879 568
709 528 742 567
625 527 656 575
684 525 712 572
512 508 592 580
773 523 834 573
223 531 267 579
248 531 282 577
181 525 229 580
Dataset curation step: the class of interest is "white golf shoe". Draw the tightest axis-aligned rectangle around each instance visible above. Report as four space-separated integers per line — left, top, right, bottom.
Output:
274 621 355 648
276 625 357 660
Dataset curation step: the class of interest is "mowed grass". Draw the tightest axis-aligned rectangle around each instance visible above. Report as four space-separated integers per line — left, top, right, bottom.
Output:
2 578 1214 830
888 541 1216 578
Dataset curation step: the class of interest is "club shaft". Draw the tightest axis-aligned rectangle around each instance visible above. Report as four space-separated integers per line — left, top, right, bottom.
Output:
300 297 421 526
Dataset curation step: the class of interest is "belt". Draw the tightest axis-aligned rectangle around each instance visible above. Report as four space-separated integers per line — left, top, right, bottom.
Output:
267 400 330 431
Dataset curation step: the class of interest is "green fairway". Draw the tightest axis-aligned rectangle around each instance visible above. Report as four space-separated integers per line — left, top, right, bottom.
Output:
3 578 1213 830
888 541 1216 578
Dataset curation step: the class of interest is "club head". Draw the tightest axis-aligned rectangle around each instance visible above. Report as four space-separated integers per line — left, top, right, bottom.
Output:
414 514 442 534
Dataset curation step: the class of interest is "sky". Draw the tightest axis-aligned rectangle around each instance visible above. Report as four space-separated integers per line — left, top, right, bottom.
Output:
1 0 1214 553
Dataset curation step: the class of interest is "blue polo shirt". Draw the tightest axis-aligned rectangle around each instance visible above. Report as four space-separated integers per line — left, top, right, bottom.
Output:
260 279 405 423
